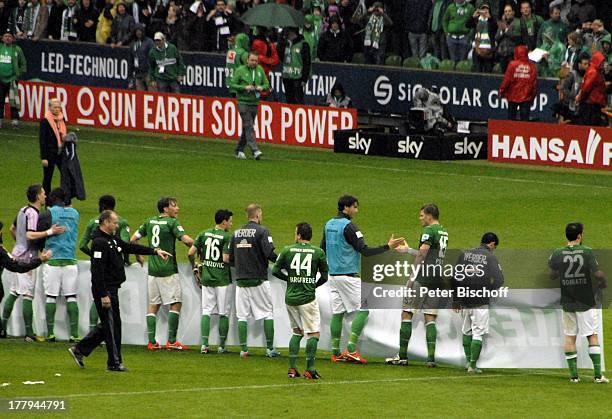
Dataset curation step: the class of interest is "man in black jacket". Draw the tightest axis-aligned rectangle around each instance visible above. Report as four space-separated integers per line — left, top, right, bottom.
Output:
317 16 353 63
68 210 170 372
229 203 279 358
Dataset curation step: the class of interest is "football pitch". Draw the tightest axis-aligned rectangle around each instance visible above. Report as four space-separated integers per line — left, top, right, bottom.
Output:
1 124 611 418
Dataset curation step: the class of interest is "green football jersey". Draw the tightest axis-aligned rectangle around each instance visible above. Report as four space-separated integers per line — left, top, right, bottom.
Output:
137 215 186 277
79 216 130 255
274 242 328 306
417 223 448 285
549 244 600 312
194 228 231 287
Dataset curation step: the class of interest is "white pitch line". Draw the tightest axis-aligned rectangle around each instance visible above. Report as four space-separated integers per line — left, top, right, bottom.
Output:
2 132 611 190
26 373 529 400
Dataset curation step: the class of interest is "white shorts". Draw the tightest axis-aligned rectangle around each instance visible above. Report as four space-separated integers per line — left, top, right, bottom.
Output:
148 274 182 305
287 300 321 334
201 285 232 316
563 309 599 337
9 270 37 297
235 281 273 321
402 280 439 316
43 264 79 297
461 306 489 339
329 275 366 314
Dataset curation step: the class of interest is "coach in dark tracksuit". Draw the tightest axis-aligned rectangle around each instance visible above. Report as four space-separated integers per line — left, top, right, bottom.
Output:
68 210 170 372
452 232 504 373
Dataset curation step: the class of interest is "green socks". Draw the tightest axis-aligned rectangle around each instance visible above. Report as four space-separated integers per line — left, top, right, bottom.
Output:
219 315 229 348
66 299 79 337
89 304 98 331
22 298 33 336
201 315 211 346
1 293 17 330
45 300 56 336
238 320 248 352
263 319 274 350
399 320 412 359
347 310 369 353
168 310 179 343
146 314 157 344
565 351 578 378
470 338 483 368
289 334 302 369
330 313 344 356
425 321 437 362
589 346 602 378
306 337 319 372
463 334 472 361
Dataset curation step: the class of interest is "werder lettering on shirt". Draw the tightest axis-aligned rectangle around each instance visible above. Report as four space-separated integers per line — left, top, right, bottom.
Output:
234 229 256 238
150 220 168 225
289 248 315 254
157 58 177 66
205 232 225 240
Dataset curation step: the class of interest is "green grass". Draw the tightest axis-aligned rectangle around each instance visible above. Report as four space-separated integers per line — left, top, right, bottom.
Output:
1 123 612 417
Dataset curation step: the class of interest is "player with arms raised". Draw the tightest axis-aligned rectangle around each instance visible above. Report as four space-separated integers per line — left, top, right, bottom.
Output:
388 203 448 367
549 222 608 383
132 197 194 351
273 222 328 379
188 209 233 354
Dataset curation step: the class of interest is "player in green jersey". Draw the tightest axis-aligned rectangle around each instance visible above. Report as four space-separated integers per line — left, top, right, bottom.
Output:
79 195 132 332
131 197 194 351
549 222 608 384
188 209 233 354
387 203 448 367
272 222 328 379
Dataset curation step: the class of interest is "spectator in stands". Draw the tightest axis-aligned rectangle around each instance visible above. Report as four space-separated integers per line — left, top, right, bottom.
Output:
206 0 236 52
467 3 497 73
130 24 154 91
443 0 474 63
148 31 185 93
47 0 64 39
8 0 28 38
405 0 432 59
539 29 565 77
510 0 543 51
0 31 25 129
302 14 319 61
23 0 49 40
225 32 249 96
251 25 279 93
154 4 180 46
128 0 153 28
591 19 609 53
537 5 567 47
110 2 135 47
317 15 352 62
75 0 99 42
325 81 351 108
499 45 538 121
187 0 210 51
60 0 79 41
279 26 310 104
562 31 586 71
40 98 67 195
0 1 11 35
361 2 392 65
556 52 590 122
496 3 516 72
429 0 451 61
575 51 606 125
320 4 339 33
95 1 114 44
567 0 596 31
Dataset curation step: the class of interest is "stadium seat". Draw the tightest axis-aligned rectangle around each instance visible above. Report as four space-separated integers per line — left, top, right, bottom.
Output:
402 57 421 68
384 55 402 67
352 53 365 64
439 59 455 72
455 60 473 73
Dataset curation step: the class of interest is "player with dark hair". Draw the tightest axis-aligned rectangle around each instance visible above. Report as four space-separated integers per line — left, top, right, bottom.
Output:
452 232 504 374
388 203 448 367
273 222 328 379
549 223 608 383
132 197 194 351
188 209 234 354
322 195 404 364
79 195 133 332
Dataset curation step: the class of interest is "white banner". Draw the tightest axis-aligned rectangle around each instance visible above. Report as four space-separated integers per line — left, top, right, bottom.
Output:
1 262 604 369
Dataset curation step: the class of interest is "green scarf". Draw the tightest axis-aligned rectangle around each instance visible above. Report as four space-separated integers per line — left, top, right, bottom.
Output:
364 13 384 49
